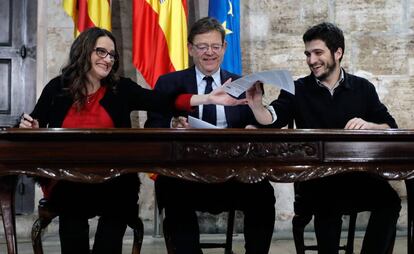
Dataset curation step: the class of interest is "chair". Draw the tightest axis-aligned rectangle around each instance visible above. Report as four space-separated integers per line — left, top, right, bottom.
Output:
199 209 235 254
164 209 236 254
406 179 414 254
292 211 357 254
292 179 397 254
292 181 357 254
31 198 144 254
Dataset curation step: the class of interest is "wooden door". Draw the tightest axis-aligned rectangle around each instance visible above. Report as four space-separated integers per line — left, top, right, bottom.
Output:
0 0 37 128
0 0 37 214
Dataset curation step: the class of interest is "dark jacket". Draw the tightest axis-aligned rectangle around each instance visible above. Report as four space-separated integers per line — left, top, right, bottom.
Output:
30 75 177 219
269 70 397 129
31 76 176 128
145 66 257 128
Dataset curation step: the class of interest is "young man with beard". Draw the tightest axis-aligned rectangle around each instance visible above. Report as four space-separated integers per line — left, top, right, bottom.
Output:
145 17 275 254
247 22 401 254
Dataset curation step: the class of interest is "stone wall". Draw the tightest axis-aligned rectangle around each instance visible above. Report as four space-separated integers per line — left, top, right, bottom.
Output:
241 0 414 128
35 0 413 237
239 0 413 234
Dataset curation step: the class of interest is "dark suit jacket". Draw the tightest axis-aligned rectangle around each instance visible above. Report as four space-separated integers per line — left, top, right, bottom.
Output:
145 66 257 128
146 68 276 239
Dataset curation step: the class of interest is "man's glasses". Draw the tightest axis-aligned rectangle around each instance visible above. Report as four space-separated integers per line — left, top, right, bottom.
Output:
94 47 118 61
192 43 223 54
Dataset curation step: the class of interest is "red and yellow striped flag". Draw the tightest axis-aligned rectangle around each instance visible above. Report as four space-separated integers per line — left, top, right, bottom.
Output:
63 0 111 37
132 0 188 88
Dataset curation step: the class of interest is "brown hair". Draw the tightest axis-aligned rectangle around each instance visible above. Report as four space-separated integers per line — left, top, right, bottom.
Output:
187 17 225 44
61 27 120 109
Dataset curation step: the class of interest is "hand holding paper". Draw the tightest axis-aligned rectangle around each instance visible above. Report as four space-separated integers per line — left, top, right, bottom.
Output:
171 116 189 128
188 116 219 129
222 70 295 97
246 82 265 110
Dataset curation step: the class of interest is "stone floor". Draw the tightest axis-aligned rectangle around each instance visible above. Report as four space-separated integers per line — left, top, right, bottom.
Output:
1 230 408 254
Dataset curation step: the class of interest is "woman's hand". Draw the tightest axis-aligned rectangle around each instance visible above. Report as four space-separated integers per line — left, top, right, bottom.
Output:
207 85 248 106
190 91 247 107
19 113 39 128
189 78 247 107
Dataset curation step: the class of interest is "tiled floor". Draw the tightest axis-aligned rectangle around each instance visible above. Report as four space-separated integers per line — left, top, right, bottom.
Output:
3 231 408 254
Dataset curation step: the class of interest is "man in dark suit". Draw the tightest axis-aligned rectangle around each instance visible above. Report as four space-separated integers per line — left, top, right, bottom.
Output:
145 17 276 254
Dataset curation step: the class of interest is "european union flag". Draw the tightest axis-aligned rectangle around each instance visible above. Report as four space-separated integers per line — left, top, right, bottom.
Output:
208 0 242 75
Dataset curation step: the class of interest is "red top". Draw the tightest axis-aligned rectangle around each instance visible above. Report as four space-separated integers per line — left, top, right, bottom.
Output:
43 86 194 188
175 94 194 112
62 86 114 128
42 86 114 198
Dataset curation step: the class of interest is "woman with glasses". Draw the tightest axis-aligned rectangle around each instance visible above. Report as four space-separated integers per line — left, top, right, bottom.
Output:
19 27 244 254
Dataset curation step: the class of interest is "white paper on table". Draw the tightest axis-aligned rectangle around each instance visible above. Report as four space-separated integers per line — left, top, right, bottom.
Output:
188 116 220 129
222 70 295 97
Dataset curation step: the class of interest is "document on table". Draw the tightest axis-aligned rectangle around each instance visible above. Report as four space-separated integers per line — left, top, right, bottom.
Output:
188 116 220 129
222 70 295 97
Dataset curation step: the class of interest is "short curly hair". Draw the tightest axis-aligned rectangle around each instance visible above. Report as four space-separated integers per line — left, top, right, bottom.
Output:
187 17 226 44
303 22 345 62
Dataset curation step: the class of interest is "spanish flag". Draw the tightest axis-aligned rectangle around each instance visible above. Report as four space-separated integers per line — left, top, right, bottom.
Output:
63 0 112 37
132 0 188 88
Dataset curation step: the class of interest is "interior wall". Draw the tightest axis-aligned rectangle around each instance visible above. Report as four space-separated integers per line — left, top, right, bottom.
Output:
34 0 413 235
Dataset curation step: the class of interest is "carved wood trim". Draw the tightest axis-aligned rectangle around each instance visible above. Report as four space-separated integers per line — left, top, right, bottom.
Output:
175 142 320 161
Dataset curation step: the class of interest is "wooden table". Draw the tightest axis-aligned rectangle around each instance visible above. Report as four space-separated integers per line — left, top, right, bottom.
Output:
0 128 413 253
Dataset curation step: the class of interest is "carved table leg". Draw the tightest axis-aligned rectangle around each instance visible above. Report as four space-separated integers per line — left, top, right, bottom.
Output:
0 176 18 254
406 179 414 254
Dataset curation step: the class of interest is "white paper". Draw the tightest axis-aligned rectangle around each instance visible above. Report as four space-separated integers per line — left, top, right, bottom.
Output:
223 70 295 97
188 116 219 129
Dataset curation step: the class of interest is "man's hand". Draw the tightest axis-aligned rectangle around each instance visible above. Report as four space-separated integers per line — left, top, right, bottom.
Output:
245 125 258 129
245 82 273 125
246 81 264 110
345 117 390 129
171 116 189 128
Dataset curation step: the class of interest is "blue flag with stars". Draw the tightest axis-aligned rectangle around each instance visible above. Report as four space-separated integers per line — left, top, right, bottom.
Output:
208 0 242 75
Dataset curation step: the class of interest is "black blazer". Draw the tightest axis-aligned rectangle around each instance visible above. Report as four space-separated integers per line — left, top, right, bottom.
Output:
145 66 257 128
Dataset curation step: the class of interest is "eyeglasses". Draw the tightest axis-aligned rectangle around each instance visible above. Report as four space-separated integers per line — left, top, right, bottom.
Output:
94 47 118 61
192 43 223 54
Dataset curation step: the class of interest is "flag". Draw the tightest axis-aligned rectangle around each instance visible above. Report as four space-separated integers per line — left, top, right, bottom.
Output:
208 0 242 75
132 0 188 88
63 0 112 37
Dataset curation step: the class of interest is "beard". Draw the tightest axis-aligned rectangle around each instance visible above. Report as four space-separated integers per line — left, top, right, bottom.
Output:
311 55 337 82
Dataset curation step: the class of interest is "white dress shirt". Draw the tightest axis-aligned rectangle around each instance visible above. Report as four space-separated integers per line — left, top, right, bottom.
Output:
195 67 228 128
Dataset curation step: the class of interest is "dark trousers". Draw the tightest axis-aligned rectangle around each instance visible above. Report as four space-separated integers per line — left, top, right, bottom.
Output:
156 176 276 254
49 174 140 254
296 172 401 254
59 215 127 254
